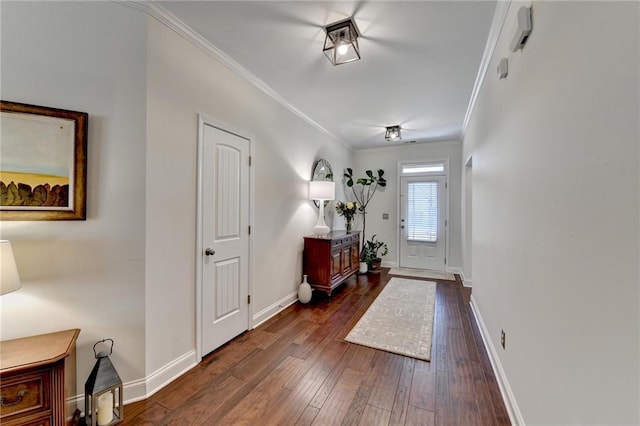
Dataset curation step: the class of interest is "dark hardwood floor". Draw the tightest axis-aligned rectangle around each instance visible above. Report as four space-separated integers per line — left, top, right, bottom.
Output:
124 269 510 425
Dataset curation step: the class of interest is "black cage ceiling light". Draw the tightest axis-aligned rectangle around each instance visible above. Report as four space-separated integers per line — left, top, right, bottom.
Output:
323 18 361 66
385 125 402 141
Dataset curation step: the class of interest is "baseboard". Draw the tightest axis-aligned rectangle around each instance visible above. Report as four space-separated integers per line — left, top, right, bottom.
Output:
447 266 472 286
460 270 472 287
69 349 198 413
469 295 524 425
141 349 198 400
445 266 464 281
252 291 298 328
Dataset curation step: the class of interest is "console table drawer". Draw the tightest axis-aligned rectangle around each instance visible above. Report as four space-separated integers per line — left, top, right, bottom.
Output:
20 416 53 426
1 329 79 426
10 414 51 426
344 233 359 244
0 369 50 419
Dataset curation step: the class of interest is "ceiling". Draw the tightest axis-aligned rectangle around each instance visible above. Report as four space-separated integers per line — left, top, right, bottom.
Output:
159 1 497 149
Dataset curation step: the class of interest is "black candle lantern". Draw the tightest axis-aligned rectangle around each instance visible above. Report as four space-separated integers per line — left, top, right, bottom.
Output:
84 339 123 426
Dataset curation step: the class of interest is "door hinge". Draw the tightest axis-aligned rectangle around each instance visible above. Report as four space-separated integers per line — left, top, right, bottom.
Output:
249 156 252 166
445 182 448 189
247 295 251 304
445 257 447 264
445 220 448 227
248 225 251 235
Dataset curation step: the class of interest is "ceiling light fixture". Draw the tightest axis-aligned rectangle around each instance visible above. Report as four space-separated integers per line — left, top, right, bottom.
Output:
385 126 401 141
323 18 361 66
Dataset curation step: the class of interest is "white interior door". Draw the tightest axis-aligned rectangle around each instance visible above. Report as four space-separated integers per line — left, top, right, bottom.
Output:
399 176 446 270
201 123 250 356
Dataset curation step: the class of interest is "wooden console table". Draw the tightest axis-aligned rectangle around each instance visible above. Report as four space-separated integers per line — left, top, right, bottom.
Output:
0 329 80 426
303 231 360 295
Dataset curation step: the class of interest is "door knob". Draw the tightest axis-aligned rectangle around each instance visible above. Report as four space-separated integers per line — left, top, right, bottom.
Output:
400 226 405 229
205 248 215 256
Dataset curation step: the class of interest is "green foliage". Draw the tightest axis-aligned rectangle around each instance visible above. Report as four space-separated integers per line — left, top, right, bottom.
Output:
343 168 387 260
362 234 388 266
362 248 375 266
343 167 387 256
344 168 386 189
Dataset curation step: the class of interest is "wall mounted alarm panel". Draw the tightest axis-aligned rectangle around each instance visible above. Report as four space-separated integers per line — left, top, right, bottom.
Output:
510 6 532 52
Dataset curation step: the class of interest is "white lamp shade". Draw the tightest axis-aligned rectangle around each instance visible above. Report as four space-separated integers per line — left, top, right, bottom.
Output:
0 241 21 295
309 181 335 201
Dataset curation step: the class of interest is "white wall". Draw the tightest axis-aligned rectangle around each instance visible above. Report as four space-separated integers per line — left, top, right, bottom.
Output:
144 17 353 376
0 1 148 397
352 141 462 271
463 1 639 424
461 158 472 284
0 0 353 404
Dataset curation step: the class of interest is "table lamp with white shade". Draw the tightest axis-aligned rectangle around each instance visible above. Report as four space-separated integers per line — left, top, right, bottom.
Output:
309 181 335 237
0 240 21 295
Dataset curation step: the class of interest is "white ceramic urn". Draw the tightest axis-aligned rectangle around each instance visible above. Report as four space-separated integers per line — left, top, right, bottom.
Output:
298 274 312 304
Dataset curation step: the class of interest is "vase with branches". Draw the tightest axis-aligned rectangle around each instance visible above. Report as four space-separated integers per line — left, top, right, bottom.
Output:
343 168 386 258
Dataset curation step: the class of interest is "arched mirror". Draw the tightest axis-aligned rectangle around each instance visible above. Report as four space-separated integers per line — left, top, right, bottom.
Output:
311 159 333 208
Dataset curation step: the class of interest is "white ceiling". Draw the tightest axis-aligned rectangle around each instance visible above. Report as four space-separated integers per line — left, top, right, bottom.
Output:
159 1 497 149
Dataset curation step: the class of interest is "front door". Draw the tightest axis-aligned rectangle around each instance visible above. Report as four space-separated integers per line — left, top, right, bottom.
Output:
201 122 251 356
399 176 446 270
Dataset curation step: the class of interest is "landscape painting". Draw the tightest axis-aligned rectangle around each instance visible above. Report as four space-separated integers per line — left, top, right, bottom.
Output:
0 101 87 220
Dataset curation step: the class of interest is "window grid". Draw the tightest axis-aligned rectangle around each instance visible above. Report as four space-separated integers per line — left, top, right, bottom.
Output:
407 181 438 242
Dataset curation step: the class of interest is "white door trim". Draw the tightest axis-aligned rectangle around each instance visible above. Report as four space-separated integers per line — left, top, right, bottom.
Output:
196 114 255 361
396 158 450 270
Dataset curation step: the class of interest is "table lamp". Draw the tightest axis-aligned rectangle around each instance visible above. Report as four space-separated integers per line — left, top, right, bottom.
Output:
0 240 21 295
309 181 335 237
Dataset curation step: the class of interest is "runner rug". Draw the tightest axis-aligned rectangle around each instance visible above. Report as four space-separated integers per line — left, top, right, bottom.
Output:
389 267 455 281
345 277 436 361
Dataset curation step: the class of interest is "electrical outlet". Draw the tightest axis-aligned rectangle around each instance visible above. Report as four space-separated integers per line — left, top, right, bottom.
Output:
501 330 506 349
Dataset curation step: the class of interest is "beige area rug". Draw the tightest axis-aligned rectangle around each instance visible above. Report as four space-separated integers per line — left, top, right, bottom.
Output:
389 267 455 281
345 278 436 361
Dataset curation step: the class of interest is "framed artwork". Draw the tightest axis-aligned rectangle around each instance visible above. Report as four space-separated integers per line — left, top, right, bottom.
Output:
0 101 88 220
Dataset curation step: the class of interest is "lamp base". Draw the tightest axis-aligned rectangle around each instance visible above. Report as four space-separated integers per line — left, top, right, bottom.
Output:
313 225 330 237
313 200 331 237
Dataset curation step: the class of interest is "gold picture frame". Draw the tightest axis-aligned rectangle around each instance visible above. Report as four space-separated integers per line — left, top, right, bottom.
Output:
0 101 88 220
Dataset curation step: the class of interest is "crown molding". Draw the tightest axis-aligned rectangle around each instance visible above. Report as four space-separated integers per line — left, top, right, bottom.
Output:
461 0 512 139
114 0 343 147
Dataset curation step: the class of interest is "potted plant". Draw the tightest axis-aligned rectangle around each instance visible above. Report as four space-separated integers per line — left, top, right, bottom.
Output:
343 168 386 258
363 234 388 273
335 201 360 232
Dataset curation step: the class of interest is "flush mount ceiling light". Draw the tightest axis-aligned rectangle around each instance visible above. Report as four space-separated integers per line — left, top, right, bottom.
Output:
385 125 402 141
323 18 361 66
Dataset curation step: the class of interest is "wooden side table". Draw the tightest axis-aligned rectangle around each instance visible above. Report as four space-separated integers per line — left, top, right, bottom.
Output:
1 329 80 426
303 231 360 295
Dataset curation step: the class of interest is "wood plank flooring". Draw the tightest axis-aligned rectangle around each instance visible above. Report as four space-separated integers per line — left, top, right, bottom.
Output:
124 269 510 425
